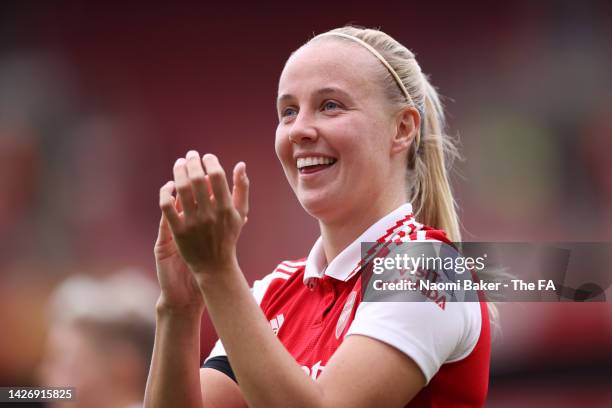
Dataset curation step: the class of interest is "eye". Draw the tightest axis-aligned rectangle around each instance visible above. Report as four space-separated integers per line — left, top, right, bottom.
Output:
322 100 340 111
280 106 298 118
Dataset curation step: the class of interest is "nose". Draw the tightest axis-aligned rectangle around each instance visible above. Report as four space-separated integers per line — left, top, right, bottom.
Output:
288 111 318 145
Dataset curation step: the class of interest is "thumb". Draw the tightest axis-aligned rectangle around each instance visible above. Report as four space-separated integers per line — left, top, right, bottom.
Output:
156 212 174 246
232 161 249 223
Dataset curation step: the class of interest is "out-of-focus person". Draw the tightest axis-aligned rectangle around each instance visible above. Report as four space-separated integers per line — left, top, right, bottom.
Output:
38 270 158 408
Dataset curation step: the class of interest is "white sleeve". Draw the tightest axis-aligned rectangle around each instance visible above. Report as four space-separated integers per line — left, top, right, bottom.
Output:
203 269 292 362
345 300 482 384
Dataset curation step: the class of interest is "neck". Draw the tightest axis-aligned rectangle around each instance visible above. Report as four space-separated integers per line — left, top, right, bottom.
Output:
318 193 406 265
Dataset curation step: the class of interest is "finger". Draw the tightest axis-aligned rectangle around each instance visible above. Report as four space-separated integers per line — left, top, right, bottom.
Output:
202 153 231 209
159 180 181 230
205 175 214 202
185 150 211 212
175 187 184 213
232 161 249 222
157 212 172 245
173 158 197 217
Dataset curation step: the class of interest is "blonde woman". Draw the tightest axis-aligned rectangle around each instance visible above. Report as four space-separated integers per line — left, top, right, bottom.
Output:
145 26 490 408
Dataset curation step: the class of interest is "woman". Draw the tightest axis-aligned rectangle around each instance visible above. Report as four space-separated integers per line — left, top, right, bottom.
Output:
144 26 490 407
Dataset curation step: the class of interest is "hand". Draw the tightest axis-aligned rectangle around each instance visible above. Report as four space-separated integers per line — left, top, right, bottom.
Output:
159 150 249 280
154 202 204 311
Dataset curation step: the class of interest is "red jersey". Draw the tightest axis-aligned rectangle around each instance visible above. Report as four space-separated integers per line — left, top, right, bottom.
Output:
205 203 490 407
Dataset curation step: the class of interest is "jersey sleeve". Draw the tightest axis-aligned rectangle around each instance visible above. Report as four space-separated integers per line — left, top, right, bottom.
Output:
345 298 482 384
202 265 296 362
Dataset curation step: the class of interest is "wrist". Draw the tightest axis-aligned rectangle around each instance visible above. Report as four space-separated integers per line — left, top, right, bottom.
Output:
193 259 243 292
155 295 205 318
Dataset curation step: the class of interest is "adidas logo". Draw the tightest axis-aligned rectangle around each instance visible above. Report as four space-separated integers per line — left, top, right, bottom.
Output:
269 314 284 335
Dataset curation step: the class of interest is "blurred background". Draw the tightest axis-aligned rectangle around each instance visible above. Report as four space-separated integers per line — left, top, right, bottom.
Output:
0 0 610 406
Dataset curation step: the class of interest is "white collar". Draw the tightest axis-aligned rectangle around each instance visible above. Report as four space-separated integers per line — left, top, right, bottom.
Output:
303 203 419 284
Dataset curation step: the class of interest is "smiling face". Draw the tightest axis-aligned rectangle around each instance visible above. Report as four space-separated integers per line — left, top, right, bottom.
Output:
275 38 407 223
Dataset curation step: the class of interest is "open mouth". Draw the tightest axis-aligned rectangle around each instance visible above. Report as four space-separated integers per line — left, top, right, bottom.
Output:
297 157 337 174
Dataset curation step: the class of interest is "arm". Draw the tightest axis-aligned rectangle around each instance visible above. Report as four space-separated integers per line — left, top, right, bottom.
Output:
144 302 248 408
162 151 425 407
144 303 205 408
200 368 246 408
198 264 425 408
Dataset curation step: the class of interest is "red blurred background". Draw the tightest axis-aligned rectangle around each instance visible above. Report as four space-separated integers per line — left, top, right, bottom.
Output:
1 1 611 406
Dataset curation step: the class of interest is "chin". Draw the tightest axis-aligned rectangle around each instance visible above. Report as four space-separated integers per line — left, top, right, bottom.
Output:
297 189 344 222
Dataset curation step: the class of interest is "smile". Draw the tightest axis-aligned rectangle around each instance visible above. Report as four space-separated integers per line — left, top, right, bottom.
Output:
296 156 338 175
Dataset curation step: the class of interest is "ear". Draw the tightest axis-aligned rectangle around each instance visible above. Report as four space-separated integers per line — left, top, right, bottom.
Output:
390 106 420 156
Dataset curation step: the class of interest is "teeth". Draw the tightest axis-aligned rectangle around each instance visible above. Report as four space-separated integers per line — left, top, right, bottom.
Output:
296 156 337 169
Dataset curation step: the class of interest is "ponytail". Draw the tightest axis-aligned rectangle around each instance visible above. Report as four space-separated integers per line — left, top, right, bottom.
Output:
409 77 461 242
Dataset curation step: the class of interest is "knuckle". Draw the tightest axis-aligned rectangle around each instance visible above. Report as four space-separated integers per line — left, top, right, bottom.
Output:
208 169 226 180
160 184 173 194
217 205 233 218
199 211 217 227
175 181 191 192
183 218 197 230
189 173 206 183
201 211 215 223
159 198 173 210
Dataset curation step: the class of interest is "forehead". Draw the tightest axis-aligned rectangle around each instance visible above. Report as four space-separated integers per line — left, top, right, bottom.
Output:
278 39 384 100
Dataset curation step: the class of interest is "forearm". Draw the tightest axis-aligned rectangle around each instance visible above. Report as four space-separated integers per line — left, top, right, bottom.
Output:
144 302 205 408
197 265 324 408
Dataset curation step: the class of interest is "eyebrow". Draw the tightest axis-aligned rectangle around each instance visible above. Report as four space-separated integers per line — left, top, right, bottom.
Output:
276 87 354 105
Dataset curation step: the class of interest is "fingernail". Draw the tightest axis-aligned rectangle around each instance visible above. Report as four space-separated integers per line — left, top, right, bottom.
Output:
175 158 185 166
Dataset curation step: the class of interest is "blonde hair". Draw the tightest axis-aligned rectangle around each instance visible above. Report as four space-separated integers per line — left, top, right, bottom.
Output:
311 26 461 242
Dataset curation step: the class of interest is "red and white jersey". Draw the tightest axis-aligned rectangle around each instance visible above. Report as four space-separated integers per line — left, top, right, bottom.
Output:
205 203 490 407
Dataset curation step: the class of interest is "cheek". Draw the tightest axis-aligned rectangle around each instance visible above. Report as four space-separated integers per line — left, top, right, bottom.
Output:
337 121 383 161
274 126 288 161
340 126 389 179
275 127 294 177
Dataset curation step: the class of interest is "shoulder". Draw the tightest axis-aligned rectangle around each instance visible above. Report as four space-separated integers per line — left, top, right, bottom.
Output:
348 225 485 383
405 224 453 244
251 258 306 304
272 258 308 275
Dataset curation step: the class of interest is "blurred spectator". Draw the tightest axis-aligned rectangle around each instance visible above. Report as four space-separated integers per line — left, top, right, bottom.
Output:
37 270 158 408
